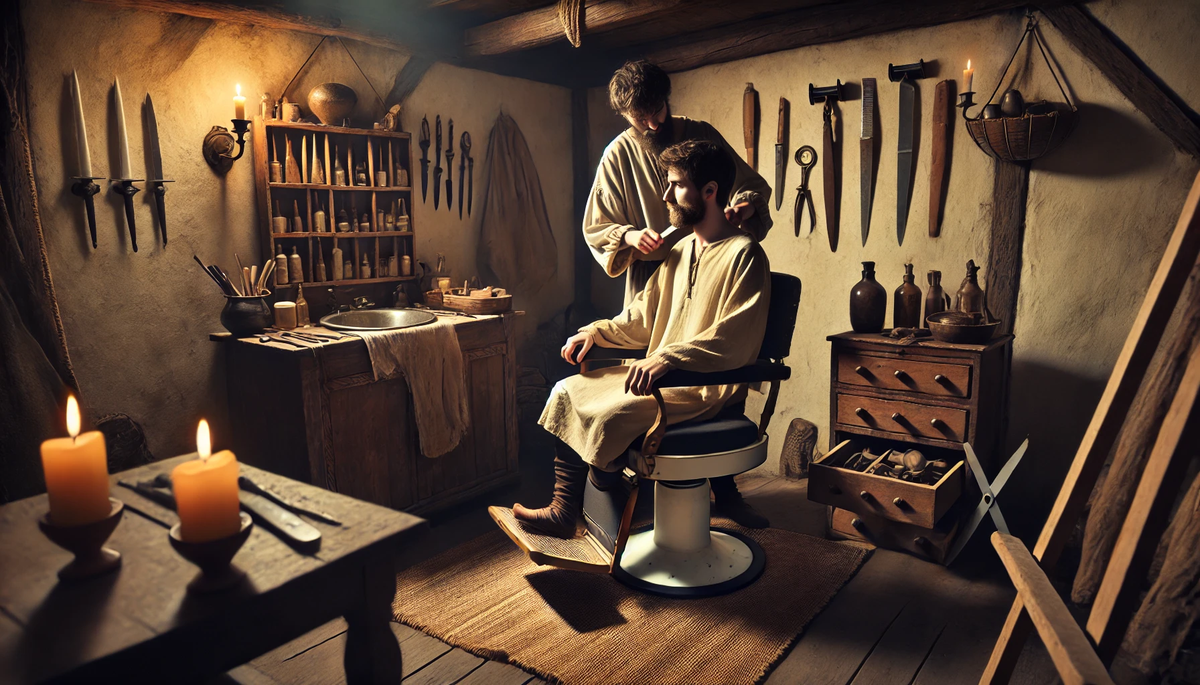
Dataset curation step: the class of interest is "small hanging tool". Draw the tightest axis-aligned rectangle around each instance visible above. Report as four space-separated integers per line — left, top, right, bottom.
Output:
889 59 927 246
458 131 471 219
445 119 455 211
419 116 430 204
793 145 817 237
810 80 844 252
433 115 443 210
774 97 788 211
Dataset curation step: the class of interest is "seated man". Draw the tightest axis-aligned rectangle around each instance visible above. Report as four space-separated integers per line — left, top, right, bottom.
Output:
514 140 772 538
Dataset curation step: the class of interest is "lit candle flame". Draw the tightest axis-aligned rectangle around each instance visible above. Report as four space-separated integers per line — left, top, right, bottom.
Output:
197 419 212 461
236 83 241 97
967 59 971 70
66 395 81 438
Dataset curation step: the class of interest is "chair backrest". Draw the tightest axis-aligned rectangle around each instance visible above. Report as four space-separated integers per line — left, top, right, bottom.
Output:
759 272 801 361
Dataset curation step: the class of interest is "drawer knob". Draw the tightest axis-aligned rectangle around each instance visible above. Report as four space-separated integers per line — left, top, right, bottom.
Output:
855 407 870 420
913 536 929 547
893 497 909 508
934 374 948 384
931 417 948 430
859 490 872 502
854 365 870 377
891 412 905 423
850 517 865 531
893 369 910 381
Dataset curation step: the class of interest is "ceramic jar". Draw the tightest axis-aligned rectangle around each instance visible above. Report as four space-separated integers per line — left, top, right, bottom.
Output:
893 263 922 329
850 261 887 333
925 270 950 324
220 295 272 337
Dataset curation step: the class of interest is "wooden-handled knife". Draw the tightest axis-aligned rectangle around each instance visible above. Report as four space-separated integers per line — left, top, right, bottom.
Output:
775 97 788 211
743 83 758 171
929 80 952 238
822 102 838 252
860 78 876 247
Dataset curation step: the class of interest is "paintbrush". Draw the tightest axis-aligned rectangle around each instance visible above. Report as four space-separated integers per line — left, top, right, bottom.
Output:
194 255 226 292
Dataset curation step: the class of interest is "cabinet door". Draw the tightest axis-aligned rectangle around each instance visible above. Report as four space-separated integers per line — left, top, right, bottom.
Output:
327 378 417 510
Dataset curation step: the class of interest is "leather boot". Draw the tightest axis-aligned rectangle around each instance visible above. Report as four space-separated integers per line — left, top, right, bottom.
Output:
513 441 588 538
711 475 770 529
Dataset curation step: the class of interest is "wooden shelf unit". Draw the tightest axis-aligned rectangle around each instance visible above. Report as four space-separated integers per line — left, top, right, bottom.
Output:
252 117 416 288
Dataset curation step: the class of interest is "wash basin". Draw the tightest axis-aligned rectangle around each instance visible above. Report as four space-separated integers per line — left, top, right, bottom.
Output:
319 308 436 331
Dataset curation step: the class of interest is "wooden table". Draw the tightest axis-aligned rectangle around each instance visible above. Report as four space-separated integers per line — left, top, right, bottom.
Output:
0 455 426 685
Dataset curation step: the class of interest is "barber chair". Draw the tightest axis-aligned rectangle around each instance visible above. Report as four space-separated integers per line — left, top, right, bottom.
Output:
491 273 800 597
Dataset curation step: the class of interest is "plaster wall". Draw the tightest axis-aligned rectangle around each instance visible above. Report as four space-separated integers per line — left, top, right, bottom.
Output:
586 8 1200 528
23 0 573 460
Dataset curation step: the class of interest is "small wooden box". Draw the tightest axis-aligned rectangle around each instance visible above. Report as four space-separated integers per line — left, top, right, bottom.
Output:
809 439 963 529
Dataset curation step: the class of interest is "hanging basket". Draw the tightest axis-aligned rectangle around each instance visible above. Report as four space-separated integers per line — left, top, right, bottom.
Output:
961 13 1077 163
966 106 1077 162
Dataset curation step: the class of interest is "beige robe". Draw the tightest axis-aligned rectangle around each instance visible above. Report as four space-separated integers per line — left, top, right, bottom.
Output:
539 233 771 469
583 117 773 304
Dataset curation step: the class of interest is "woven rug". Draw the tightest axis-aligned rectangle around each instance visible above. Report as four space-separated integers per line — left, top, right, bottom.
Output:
393 523 871 685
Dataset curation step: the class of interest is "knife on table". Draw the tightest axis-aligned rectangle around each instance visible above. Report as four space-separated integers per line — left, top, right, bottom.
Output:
239 475 342 526
860 78 876 247
774 97 788 211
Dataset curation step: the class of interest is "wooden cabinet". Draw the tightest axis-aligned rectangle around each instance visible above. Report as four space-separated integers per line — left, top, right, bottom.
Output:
219 313 520 515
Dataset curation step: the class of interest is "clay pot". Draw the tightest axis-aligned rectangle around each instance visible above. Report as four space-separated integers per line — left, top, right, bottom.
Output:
850 261 887 333
220 294 272 336
307 83 358 126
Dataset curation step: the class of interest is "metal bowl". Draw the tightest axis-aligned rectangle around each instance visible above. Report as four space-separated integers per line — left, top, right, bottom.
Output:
319 308 436 331
307 83 358 126
926 311 1000 344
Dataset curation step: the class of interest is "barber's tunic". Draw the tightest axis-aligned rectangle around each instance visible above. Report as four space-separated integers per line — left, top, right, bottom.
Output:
583 117 773 305
539 233 770 469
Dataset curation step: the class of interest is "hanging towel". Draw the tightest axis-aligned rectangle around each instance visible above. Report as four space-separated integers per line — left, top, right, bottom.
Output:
478 112 558 295
357 319 469 458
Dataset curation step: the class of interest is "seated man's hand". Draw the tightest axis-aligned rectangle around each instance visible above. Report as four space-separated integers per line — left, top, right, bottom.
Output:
623 228 663 255
561 331 594 365
724 201 755 226
624 357 670 396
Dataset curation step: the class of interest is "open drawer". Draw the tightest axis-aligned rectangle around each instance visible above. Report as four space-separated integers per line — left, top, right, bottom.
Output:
809 439 963 529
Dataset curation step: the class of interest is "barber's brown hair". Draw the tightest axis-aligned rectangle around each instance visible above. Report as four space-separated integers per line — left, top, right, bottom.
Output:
608 60 671 117
660 140 735 207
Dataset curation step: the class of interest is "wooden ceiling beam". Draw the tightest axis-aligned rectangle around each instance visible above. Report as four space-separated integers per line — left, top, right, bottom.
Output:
81 0 459 62
638 0 1074 75
1041 4 1200 159
464 0 686 57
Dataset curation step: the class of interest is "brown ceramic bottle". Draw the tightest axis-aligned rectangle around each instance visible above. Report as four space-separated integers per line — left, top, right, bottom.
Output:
850 261 887 333
893 263 922 329
925 270 950 324
955 260 986 317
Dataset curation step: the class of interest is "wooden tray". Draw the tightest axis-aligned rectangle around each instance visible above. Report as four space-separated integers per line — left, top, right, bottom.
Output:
441 288 512 315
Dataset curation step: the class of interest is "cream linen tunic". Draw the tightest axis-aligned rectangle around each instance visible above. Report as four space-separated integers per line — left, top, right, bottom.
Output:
583 117 773 304
539 233 771 469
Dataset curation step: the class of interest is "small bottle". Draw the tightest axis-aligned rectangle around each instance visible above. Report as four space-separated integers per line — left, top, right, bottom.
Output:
331 245 344 280
384 212 395 230
289 247 303 283
893 263 922 329
955 260 987 318
312 154 325 185
333 150 346 186
274 246 289 285
925 270 950 322
336 209 351 233
375 170 388 187
360 255 371 279
315 248 327 283
401 255 412 277
359 213 371 233
849 261 886 333
388 255 398 277
295 283 310 326
343 260 353 279
313 206 327 232
272 201 287 234
377 209 386 231
292 200 304 233
355 162 367 186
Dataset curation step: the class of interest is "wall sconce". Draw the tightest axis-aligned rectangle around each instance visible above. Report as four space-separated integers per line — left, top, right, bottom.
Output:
203 85 251 175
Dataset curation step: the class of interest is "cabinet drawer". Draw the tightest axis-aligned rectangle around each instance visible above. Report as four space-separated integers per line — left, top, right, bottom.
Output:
837 352 971 398
837 394 967 442
828 507 959 565
809 439 964 528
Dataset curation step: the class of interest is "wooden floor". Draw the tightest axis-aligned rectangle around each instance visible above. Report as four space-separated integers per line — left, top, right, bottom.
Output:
217 425 1059 685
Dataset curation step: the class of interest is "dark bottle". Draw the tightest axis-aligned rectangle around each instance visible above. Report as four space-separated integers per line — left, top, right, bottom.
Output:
893 263 922 329
850 261 887 333
925 270 950 324
955 259 987 317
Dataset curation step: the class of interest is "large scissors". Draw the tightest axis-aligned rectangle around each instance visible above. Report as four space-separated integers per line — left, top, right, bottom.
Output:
793 145 817 236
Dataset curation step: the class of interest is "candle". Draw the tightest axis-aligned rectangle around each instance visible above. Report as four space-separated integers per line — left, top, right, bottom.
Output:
234 84 246 120
963 60 974 93
112 76 132 179
40 395 111 525
70 71 92 178
172 420 242 543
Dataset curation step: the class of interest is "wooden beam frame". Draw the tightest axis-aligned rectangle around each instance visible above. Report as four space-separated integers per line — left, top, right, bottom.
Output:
987 161 1030 337
1041 5 1200 160
464 0 687 57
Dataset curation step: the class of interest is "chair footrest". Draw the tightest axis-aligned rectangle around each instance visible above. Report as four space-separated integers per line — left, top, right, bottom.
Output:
488 506 612 573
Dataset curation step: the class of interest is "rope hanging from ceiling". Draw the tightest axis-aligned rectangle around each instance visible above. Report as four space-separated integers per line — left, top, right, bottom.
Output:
557 0 583 48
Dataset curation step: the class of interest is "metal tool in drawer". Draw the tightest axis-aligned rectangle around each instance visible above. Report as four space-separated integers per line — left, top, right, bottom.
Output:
838 352 971 397
837 394 968 441
810 439 963 529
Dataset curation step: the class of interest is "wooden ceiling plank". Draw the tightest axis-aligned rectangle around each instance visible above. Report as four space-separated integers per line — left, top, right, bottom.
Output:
464 0 687 57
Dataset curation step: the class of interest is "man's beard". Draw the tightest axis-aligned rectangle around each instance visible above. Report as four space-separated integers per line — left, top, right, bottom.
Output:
634 105 674 158
667 194 705 229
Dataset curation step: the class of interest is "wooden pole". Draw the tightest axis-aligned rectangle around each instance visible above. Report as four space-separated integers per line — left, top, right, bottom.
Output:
986 161 1029 337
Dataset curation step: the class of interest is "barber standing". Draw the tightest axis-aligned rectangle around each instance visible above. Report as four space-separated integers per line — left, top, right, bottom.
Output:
580 60 775 528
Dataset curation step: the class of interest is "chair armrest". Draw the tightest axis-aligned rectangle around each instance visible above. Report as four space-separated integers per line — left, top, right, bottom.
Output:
654 360 791 389
579 346 647 362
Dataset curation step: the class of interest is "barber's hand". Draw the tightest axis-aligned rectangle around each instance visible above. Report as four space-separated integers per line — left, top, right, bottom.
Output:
724 202 755 226
561 331 595 365
624 357 671 396
623 228 664 255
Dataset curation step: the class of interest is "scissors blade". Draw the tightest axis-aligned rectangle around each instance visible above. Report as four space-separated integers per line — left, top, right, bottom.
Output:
963 442 994 499
944 495 992 566
991 438 1028 495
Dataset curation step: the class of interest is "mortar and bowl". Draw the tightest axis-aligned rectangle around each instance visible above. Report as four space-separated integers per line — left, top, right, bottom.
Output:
926 310 1000 344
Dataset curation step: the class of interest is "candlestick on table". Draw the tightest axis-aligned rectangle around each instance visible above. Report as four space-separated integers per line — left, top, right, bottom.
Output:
40 395 111 526
171 420 242 543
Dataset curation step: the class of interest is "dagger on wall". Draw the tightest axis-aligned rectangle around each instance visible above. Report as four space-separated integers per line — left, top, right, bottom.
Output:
810 80 844 253
889 59 927 247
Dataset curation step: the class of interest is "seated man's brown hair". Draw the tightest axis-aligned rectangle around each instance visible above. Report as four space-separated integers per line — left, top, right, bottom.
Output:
659 140 737 207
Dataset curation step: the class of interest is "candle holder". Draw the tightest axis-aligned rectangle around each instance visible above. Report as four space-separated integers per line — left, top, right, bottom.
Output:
958 91 978 120
71 176 102 249
168 512 253 594
38 498 125 581
203 118 252 175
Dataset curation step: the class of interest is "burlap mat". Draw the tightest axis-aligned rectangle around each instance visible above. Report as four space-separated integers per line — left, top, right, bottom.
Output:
393 524 870 685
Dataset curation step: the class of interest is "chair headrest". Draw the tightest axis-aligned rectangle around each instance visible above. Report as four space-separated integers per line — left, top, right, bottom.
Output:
760 272 801 361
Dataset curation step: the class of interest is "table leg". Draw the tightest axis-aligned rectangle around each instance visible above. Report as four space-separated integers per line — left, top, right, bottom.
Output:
344 552 402 683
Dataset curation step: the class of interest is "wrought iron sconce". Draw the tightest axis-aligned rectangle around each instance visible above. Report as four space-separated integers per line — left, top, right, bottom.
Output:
203 118 250 175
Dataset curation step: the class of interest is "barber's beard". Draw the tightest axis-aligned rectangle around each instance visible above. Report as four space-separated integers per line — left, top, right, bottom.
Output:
634 107 675 158
667 195 705 229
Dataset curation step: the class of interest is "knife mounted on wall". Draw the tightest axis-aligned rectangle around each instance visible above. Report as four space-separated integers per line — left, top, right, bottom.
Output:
743 83 759 171
929 79 953 238
810 80 844 253
889 59 928 247
860 78 876 247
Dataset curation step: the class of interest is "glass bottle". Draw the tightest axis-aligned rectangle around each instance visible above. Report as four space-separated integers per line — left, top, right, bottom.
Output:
893 263 922 329
850 261 887 333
